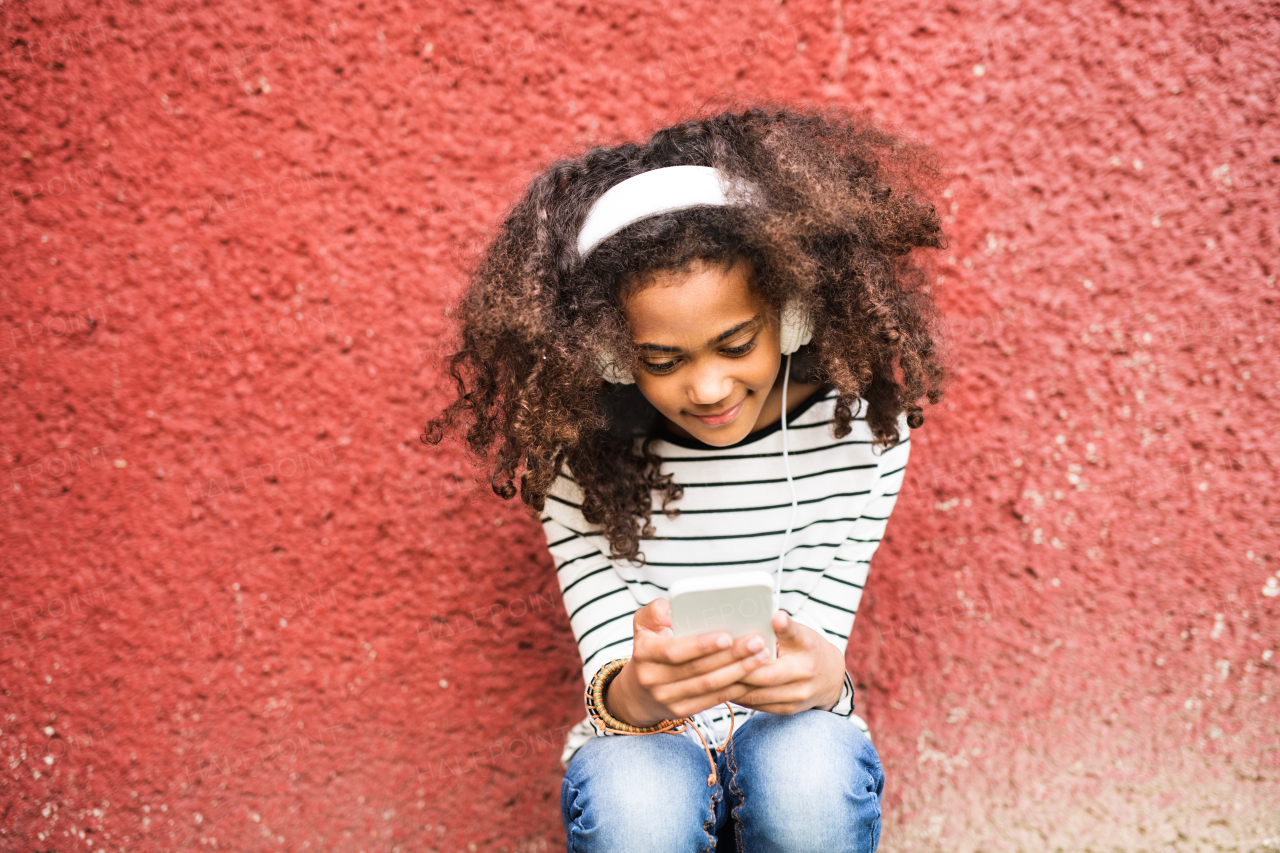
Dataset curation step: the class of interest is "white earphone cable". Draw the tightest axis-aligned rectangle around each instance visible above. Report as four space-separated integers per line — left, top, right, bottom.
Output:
775 351 799 610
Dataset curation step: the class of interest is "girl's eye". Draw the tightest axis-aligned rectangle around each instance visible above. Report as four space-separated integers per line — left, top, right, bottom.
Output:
642 339 755 374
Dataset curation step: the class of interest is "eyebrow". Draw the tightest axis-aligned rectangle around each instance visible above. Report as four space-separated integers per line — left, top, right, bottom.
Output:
635 313 762 353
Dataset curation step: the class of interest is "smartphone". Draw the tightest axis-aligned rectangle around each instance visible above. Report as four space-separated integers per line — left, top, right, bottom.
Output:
668 570 777 658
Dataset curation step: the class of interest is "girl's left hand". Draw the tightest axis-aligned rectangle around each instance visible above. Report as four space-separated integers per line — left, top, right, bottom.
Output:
730 610 846 715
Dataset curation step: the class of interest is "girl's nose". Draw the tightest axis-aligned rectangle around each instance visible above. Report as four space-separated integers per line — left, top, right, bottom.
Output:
686 359 734 406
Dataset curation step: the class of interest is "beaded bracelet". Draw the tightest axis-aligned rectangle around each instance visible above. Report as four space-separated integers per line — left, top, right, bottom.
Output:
588 658 686 734
587 657 735 786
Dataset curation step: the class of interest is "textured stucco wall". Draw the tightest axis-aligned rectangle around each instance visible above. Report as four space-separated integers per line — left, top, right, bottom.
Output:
1 0 1277 850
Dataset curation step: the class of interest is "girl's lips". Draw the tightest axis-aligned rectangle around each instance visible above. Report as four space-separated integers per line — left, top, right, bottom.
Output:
689 398 744 427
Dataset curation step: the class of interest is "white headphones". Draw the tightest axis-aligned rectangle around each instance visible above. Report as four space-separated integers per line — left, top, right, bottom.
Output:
579 165 814 384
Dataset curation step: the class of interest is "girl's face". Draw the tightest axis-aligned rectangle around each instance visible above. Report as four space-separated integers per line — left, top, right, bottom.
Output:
621 257 783 447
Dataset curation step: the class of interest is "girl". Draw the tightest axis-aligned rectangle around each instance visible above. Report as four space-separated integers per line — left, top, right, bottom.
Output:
423 102 948 853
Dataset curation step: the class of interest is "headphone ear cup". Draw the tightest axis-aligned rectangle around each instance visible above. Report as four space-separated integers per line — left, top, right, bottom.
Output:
779 299 813 355
597 344 636 384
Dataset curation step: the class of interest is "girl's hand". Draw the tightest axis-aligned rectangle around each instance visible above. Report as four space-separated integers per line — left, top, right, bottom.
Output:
729 610 846 716
604 598 773 727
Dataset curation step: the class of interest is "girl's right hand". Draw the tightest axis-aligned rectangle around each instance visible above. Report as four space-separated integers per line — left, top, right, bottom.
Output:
603 598 773 727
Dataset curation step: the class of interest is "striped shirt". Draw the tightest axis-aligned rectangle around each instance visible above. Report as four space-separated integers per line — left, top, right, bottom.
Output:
540 384 910 767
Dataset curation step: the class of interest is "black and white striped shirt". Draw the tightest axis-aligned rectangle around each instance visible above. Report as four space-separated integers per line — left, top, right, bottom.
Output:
540 385 910 766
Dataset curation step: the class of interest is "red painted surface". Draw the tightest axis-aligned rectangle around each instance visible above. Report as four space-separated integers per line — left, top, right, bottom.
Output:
1 0 1277 850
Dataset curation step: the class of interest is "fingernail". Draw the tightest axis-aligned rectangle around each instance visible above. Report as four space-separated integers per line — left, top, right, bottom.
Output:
755 648 770 660
747 637 764 652
716 634 732 648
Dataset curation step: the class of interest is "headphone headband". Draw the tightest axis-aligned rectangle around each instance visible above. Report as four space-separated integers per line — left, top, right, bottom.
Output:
576 165 759 258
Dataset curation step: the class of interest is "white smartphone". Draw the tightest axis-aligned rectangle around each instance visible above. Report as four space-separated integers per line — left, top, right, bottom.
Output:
668 570 777 658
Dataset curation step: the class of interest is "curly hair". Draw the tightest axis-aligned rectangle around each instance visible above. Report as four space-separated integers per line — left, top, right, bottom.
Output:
421 101 949 564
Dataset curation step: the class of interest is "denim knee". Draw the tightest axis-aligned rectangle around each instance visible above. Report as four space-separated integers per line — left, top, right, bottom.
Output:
560 733 723 853
725 710 884 853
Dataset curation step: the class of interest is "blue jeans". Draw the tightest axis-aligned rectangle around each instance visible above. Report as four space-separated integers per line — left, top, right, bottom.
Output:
560 709 884 853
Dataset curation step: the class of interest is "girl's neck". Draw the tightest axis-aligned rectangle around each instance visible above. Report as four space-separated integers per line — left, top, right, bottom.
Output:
658 366 826 442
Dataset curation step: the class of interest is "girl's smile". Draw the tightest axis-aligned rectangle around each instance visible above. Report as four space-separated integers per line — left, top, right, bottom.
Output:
689 397 745 427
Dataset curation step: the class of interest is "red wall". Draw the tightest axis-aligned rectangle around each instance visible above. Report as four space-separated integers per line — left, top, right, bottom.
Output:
2 0 1276 850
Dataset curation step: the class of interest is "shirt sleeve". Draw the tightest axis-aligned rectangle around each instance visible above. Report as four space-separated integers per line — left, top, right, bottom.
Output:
539 468 644 738
786 420 911 715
